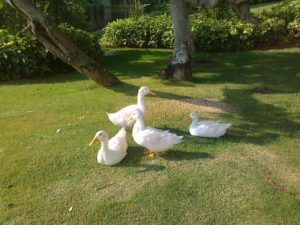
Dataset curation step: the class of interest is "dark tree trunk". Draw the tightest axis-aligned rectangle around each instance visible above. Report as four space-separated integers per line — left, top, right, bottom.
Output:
4 0 119 86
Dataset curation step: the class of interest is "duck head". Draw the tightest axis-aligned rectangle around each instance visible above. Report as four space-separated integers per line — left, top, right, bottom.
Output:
189 112 199 122
138 86 156 96
89 131 109 146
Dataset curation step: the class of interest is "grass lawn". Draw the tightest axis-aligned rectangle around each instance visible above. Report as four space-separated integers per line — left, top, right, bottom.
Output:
1 48 300 225
250 1 281 13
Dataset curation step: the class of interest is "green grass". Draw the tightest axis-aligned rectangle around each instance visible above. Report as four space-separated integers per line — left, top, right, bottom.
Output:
250 1 281 13
1 48 300 225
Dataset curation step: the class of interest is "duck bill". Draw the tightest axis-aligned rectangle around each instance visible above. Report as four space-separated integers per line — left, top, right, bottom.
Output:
127 116 134 122
89 137 98 146
149 90 156 95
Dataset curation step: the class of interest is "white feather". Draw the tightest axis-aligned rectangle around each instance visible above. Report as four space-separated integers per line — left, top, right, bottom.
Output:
131 110 183 152
106 87 151 128
93 128 128 166
189 112 231 138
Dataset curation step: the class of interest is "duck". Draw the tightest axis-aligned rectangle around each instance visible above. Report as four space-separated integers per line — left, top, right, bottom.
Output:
106 86 155 129
89 127 128 166
189 112 231 138
129 109 183 156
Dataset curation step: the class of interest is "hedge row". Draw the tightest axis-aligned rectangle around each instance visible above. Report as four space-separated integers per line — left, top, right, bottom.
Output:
0 25 102 80
100 0 300 51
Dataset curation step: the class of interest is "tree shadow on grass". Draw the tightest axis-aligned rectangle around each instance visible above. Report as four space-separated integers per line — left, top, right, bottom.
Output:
221 88 300 145
191 50 300 94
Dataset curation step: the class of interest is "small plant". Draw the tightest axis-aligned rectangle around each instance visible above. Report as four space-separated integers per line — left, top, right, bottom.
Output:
0 25 103 80
128 0 149 18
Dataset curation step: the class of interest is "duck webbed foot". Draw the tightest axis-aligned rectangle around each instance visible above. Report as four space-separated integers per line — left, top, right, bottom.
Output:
144 149 155 157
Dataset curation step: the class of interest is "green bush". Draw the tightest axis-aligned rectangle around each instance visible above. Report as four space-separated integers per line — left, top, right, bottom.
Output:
100 0 299 51
101 16 173 48
0 26 103 80
58 23 103 60
190 16 255 51
0 30 56 80
288 18 300 34
100 15 288 51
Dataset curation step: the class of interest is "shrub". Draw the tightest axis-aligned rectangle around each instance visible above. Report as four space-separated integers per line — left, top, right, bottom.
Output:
0 30 56 80
0 26 103 80
288 18 300 34
58 23 103 60
101 16 173 48
100 0 300 51
191 16 255 51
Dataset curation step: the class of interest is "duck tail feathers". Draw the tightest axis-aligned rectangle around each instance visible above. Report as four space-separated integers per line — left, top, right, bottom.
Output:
226 123 232 129
175 135 184 144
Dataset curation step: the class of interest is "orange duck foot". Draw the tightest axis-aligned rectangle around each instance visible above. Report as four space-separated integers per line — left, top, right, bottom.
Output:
144 149 155 157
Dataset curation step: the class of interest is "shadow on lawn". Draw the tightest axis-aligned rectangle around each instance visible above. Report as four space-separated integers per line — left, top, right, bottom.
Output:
222 88 300 145
4 49 298 147
118 146 166 172
160 150 214 161
191 50 300 94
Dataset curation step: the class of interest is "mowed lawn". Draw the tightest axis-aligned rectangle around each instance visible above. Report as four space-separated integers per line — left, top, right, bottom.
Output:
0 48 299 225
250 1 281 14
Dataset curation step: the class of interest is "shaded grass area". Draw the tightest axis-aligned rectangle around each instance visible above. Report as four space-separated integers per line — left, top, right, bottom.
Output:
0 48 299 225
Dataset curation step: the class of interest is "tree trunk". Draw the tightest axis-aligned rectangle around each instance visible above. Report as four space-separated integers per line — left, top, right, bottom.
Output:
162 0 259 81
4 0 119 86
161 0 194 81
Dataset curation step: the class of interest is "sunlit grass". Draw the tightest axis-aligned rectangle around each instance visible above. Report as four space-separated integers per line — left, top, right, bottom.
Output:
0 48 299 225
250 1 280 13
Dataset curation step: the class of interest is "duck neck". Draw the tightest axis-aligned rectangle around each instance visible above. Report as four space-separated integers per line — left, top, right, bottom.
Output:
100 139 109 152
191 118 199 126
133 116 145 133
137 94 146 111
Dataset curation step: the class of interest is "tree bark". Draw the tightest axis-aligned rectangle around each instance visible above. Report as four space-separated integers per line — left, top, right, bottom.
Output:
161 0 194 81
162 0 259 81
4 0 119 86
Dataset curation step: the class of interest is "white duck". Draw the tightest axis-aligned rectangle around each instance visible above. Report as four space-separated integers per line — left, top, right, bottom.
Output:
89 128 128 166
106 86 155 129
129 109 183 156
189 112 231 138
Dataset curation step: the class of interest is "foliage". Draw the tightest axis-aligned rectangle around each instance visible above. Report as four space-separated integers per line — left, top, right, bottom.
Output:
0 30 56 80
0 0 99 32
191 17 255 51
128 0 149 18
0 25 102 80
58 23 103 60
0 0 24 32
101 16 173 48
288 18 300 34
101 0 300 51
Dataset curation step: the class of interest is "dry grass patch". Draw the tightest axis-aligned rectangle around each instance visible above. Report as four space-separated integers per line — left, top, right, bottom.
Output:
149 98 234 117
245 146 300 194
